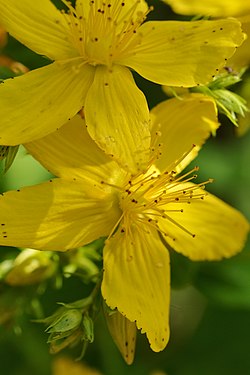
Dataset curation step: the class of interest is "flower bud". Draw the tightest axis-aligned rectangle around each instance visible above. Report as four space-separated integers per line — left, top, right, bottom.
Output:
46 309 83 334
5 248 57 286
82 313 94 343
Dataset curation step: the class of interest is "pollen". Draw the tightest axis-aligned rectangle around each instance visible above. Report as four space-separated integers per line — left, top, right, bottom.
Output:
61 0 151 67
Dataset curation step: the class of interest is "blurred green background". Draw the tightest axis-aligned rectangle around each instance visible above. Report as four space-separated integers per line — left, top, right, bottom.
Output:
0 1 250 374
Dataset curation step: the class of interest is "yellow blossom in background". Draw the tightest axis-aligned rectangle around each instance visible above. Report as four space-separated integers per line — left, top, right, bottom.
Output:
5 248 56 286
52 357 102 375
0 94 248 352
162 0 250 69
162 0 250 135
0 0 246 172
162 0 250 17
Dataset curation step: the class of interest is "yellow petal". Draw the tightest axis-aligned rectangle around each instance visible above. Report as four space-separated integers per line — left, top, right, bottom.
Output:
163 0 250 17
0 0 78 60
0 178 121 251
85 65 151 174
150 94 219 173
0 61 94 145
25 115 122 184
119 19 245 86
158 183 249 261
102 225 170 352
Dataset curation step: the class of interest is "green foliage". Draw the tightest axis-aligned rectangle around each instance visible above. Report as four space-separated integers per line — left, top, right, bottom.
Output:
192 69 249 126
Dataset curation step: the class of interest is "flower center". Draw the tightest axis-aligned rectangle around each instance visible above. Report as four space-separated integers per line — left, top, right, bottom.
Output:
118 165 212 238
101 154 213 241
62 0 150 67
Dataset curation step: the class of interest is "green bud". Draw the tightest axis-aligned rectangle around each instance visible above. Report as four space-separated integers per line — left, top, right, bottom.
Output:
46 309 82 334
49 329 82 354
47 328 77 343
82 313 94 343
103 303 137 365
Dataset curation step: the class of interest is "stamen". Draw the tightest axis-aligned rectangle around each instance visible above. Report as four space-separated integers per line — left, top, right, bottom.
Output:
60 0 151 66
136 217 177 241
100 180 124 191
162 213 196 238
163 144 197 174
107 212 125 239
103 136 214 244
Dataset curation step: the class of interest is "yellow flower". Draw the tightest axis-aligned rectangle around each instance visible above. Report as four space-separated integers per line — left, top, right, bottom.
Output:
163 0 250 17
163 0 250 69
0 94 248 351
0 0 246 172
52 357 102 375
